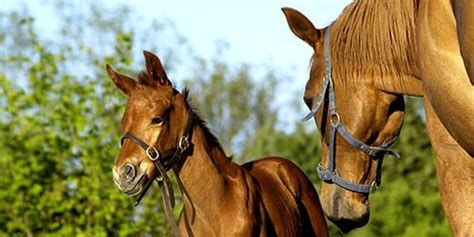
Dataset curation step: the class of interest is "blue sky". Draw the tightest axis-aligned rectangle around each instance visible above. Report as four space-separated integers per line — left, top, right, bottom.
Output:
3 0 351 80
3 0 351 129
112 0 351 83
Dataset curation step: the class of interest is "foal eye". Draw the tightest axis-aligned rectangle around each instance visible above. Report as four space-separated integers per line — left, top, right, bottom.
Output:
151 116 164 125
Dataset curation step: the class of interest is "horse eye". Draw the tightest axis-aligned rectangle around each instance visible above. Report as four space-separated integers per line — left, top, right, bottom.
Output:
151 116 164 125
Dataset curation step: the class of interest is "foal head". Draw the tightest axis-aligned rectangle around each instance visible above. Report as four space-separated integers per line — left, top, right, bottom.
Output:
106 51 191 204
283 8 405 231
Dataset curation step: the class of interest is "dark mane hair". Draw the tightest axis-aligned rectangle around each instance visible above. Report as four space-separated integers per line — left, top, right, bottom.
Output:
182 88 227 156
330 0 418 83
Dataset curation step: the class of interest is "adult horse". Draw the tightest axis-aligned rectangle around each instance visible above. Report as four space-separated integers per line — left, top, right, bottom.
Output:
282 0 474 235
106 51 328 237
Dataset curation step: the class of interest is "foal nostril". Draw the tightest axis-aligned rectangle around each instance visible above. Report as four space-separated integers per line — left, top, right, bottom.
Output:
124 163 136 182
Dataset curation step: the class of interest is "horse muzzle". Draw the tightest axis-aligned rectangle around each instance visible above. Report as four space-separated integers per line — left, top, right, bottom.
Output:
113 162 154 206
320 184 370 233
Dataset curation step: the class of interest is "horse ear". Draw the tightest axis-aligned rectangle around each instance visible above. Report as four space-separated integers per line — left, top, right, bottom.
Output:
143 51 171 86
106 64 137 96
282 7 320 48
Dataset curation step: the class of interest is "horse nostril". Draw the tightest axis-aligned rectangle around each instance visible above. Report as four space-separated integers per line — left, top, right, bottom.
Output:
124 164 136 182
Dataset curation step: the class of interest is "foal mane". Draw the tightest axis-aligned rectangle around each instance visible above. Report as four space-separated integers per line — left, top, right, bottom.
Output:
330 0 418 82
181 88 226 155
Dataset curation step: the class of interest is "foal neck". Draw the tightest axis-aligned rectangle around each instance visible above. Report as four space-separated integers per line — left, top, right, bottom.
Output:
177 124 234 208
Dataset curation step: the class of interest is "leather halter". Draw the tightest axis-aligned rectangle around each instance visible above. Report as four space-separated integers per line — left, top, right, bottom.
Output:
120 108 194 237
303 24 401 194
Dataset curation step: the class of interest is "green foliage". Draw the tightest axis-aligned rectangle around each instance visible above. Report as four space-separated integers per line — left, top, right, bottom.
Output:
246 123 322 184
0 3 180 236
0 1 449 236
184 55 279 160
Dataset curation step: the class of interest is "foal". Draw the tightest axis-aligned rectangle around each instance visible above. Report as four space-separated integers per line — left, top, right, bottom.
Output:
107 51 328 237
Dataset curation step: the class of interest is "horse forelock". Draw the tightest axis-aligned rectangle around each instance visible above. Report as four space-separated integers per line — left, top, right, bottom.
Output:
330 0 418 83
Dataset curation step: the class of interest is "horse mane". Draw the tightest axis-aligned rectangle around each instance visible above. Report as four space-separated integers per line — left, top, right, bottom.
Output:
182 88 228 156
330 0 418 82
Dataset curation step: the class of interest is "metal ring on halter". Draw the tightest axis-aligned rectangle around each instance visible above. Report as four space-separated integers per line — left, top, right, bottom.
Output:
369 181 379 193
367 146 401 160
178 136 189 151
146 146 160 161
330 112 341 127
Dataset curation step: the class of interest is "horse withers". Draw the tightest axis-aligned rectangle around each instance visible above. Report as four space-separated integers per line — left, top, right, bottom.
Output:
106 51 328 237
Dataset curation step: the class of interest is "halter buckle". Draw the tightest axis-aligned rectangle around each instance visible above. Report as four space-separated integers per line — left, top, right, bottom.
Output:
178 136 190 152
330 111 341 127
369 181 379 193
146 146 160 161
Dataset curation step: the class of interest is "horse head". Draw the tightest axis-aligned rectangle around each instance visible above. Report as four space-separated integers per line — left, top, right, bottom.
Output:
106 51 192 205
283 8 405 232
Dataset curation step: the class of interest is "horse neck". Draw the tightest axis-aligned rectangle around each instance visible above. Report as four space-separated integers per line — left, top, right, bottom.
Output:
176 124 235 212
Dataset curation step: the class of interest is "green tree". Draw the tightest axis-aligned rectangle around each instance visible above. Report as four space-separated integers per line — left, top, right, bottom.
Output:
1 7 138 236
183 53 279 160
0 2 184 235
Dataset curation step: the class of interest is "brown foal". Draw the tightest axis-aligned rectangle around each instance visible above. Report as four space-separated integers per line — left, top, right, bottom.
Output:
106 51 328 237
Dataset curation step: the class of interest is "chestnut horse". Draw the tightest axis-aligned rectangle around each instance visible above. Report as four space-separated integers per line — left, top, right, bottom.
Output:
283 0 473 235
106 51 328 237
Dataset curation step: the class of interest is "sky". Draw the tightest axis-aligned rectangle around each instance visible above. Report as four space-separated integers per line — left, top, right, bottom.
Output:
3 0 352 129
114 0 351 84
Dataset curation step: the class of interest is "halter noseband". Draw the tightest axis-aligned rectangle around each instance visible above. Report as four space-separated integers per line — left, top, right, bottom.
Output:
303 24 401 194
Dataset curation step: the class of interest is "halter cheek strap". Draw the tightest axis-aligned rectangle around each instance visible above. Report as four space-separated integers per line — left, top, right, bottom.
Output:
303 24 401 194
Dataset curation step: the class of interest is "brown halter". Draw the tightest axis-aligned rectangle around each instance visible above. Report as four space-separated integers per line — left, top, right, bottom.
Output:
120 108 194 237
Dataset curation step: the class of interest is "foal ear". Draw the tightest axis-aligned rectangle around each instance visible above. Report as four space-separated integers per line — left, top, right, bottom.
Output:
282 7 320 48
143 51 171 86
106 64 137 96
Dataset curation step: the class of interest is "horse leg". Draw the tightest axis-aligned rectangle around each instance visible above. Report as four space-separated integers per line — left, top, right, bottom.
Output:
417 0 474 155
424 98 474 235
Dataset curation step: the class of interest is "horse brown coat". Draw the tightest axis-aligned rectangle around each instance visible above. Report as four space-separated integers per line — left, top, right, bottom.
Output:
283 1 474 235
107 51 328 237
